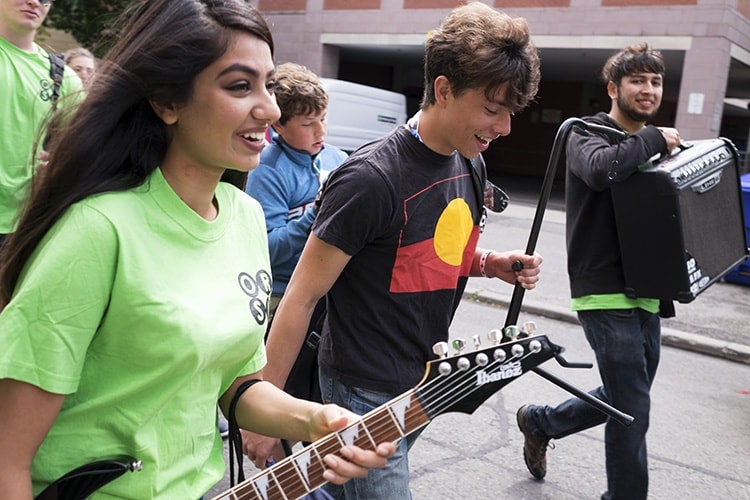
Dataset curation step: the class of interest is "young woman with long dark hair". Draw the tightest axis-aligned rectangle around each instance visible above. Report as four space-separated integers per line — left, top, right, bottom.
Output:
0 1 393 497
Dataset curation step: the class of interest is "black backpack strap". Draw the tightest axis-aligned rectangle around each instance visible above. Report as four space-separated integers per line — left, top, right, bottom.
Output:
48 52 65 111
466 155 509 215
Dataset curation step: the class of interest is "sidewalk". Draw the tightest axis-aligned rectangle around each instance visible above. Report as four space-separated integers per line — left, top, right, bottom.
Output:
465 199 750 365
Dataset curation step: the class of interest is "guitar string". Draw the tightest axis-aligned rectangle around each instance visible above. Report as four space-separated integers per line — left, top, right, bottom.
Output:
217 341 542 500
217 348 537 500
218 350 532 500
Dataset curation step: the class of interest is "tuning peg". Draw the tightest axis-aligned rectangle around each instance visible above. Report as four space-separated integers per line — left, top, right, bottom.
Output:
472 334 482 348
488 328 503 344
511 344 525 357
475 351 489 367
503 325 520 341
523 321 537 335
452 338 467 353
529 340 542 354
432 341 449 359
456 356 470 371
438 361 452 376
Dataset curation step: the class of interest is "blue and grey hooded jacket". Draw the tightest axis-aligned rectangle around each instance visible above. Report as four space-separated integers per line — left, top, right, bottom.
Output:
246 134 347 294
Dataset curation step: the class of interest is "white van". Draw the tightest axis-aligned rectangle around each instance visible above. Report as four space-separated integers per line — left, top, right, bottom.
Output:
320 78 408 154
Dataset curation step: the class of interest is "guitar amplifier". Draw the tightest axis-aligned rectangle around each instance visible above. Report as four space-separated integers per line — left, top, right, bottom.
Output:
611 137 749 303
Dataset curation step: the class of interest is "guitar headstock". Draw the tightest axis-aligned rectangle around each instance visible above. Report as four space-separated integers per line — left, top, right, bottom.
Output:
417 326 560 418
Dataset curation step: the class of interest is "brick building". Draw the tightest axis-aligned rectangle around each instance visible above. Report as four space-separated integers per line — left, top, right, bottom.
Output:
256 0 750 176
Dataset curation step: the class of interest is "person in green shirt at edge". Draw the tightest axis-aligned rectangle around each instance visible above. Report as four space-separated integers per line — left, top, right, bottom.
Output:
0 0 395 498
0 0 85 246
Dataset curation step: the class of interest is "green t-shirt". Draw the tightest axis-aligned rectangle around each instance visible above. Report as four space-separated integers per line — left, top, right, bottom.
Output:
0 168 271 498
0 37 85 233
571 293 659 314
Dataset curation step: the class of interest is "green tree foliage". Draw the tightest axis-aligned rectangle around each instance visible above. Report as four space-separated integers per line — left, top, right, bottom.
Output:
46 0 131 58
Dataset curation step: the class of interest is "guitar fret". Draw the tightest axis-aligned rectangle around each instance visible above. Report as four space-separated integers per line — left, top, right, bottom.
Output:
346 417 375 450
310 442 324 468
290 449 313 489
273 458 305 500
315 433 343 457
247 481 261 499
250 470 272 500
368 404 405 443
299 434 339 493
270 468 287 500
223 489 242 500
384 405 406 438
386 391 414 434
213 477 259 499
337 421 360 447
404 393 431 434
337 420 369 454
360 418 376 448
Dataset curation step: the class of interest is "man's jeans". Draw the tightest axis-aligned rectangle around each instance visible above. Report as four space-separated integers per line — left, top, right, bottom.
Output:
526 308 660 500
318 370 424 499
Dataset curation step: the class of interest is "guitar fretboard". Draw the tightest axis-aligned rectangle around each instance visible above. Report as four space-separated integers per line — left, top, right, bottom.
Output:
213 389 430 500
212 334 555 500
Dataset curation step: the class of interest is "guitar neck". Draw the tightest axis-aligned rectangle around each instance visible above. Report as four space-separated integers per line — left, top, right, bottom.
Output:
212 334 557 500
213 389 430 500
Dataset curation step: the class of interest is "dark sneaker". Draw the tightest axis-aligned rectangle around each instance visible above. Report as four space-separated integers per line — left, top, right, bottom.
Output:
517 404 550 479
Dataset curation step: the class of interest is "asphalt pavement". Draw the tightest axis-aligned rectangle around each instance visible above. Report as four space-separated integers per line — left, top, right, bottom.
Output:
472 173 750 365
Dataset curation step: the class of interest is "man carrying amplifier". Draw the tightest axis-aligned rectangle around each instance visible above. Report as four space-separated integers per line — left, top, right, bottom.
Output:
516 43 682 500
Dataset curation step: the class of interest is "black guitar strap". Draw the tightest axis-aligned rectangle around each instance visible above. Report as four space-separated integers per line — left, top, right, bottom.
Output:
465 154 509 237
35 457 141 500
228 378 264 486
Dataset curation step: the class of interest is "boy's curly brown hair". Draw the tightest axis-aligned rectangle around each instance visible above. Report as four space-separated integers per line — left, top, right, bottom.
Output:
274 62 329 125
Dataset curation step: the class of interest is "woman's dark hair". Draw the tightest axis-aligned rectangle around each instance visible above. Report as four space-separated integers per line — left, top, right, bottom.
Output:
0 0 274 305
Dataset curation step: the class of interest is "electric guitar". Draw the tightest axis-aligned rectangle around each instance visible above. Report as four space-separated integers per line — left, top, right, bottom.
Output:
211 332 559 500
37 332 560 500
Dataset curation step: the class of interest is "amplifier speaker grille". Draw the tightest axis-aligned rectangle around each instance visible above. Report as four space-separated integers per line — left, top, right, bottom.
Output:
611 138 749 303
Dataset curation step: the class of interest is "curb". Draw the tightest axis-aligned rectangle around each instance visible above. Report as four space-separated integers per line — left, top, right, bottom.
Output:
462 289 750 366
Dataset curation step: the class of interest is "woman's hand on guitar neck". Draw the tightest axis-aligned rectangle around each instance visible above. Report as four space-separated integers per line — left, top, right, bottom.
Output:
241 403 396 483
312 404 396 484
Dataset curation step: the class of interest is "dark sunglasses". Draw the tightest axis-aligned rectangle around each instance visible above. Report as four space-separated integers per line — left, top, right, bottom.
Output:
39 0 55 6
